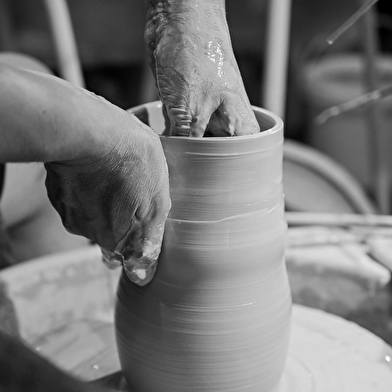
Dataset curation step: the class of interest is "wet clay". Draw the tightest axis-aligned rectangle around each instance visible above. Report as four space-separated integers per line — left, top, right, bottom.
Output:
144 0 259 137
116 102 291 391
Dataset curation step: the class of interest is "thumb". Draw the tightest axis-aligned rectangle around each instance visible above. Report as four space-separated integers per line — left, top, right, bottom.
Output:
114 213 167 286
189 110 212 138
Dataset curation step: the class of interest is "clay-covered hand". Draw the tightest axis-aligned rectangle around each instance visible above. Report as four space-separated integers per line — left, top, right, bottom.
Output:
45 110 170 286
145 0 260 137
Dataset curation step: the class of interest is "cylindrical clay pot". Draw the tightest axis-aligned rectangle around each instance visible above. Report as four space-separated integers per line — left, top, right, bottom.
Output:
116 102 291 392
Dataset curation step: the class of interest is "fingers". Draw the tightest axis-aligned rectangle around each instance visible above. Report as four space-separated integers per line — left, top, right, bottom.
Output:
169 106 193 136
122 235 160 286
205 97 260 137
189 110 212 138
100 220 165 286
204 103 239 137
163 105 209 137
164 99 216 137
102 170 171 286
187 99 260 137
115 208 169 286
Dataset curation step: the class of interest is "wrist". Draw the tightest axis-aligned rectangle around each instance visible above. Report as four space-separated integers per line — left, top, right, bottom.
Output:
145 0 228 32
145 0 231 63
59 98 131 167
145 0 225 9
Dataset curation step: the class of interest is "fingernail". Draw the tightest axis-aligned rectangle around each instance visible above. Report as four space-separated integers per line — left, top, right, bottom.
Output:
123 256 158 286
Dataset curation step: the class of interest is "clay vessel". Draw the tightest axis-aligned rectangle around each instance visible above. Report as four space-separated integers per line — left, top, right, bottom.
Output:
116 102 291 392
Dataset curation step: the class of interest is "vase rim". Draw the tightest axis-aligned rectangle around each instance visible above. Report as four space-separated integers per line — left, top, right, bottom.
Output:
129 101 283 141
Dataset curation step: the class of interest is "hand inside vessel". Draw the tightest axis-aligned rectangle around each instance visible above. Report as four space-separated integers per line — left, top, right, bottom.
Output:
145 0 260 137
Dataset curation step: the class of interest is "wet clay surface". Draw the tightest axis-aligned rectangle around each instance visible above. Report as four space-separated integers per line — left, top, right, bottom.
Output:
1 243 392 391
37 306 392 392
116 105 289 392
144 0 259 137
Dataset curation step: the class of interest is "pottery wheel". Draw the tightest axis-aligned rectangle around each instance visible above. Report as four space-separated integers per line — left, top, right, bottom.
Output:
33 305 392 391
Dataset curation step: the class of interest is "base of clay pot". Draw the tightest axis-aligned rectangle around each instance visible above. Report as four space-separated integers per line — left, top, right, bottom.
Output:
3 246 391 391
86 305 392 392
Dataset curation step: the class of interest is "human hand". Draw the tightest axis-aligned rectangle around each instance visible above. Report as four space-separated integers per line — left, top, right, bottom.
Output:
144 0 260 137
45 110 170 286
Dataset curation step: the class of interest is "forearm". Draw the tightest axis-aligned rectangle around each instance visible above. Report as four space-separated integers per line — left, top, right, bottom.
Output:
144 0 232 70
0 64 124 163
145 0 225 9
142 0 257 137
144 0 228 32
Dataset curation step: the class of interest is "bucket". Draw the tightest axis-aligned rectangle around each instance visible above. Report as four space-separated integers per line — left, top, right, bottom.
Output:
115 102 291 392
